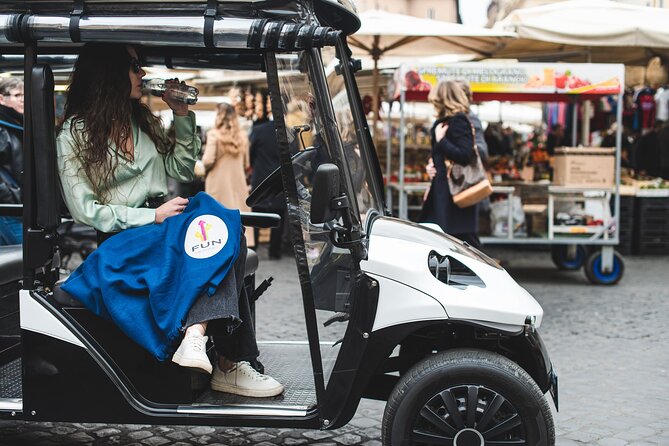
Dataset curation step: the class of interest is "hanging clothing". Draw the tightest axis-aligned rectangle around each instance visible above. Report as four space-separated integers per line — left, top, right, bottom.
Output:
655 88 669 122
634 87 656 131
61 192 242 360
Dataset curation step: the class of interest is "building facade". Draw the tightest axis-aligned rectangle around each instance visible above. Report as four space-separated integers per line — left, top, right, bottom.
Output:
354 0 459 22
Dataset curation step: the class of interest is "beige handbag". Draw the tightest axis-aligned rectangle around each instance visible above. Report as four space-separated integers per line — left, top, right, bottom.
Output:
447 117 493 208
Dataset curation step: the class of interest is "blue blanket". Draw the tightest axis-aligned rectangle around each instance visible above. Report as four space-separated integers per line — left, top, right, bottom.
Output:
62 192 241 360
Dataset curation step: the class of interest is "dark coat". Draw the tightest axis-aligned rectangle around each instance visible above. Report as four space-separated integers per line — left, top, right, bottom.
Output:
419 112 478 236
0 105 23 204
249 120 284 211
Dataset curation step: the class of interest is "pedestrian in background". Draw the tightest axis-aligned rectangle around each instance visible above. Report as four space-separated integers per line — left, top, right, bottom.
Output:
0 77 24 245
249 91 285 259
419 80 481 248
202 102 254 246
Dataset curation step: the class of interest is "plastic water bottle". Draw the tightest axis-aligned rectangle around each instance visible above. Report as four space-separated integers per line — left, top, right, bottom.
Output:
144 78 199 105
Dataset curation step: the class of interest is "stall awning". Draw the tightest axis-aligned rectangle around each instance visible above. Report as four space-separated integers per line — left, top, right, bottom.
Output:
493 0 669 65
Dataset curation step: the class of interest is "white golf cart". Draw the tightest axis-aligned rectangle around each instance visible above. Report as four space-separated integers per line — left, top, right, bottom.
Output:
0 1 557 444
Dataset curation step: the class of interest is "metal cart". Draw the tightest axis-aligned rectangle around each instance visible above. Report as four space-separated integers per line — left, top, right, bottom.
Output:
387 62 627 284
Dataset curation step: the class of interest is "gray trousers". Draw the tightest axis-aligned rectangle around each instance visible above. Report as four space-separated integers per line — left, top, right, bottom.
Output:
184 235 259 362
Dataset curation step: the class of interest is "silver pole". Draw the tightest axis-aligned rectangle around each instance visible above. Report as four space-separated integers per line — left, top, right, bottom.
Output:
582 100 591 145
386 100 393 208
26 15 254 48
613 72 624 246
399 88 407 220
571 99 578 146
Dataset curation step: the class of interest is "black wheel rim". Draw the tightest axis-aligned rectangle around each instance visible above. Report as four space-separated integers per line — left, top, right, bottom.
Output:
412 385 527 446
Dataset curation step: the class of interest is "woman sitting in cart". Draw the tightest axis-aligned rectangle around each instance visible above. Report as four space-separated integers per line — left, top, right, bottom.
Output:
56 43 283 398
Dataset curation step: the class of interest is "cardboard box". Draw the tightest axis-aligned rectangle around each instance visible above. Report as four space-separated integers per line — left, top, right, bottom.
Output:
553 147 615 188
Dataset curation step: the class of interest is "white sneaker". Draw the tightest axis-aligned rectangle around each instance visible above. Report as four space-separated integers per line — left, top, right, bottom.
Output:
211 361 284 397
171 332 213 374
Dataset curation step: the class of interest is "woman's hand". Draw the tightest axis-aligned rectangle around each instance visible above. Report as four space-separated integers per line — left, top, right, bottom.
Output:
425 157 436 180
155 196 189 223
435 122 448 143
162 79 189 117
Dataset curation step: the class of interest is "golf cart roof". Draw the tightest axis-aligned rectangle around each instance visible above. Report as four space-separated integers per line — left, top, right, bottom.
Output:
0 0 360 54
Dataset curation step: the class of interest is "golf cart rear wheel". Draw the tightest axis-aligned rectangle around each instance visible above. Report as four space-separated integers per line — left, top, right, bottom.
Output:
551 244 588 270
584 250 624 285
382 349 555 446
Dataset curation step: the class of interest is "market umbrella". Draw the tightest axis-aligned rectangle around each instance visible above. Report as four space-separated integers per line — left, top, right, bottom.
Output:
347 10 516 134
494 0 669 64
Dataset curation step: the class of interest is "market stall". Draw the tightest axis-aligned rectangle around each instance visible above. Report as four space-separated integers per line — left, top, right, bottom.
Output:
347 9 515 136
387 61 631 284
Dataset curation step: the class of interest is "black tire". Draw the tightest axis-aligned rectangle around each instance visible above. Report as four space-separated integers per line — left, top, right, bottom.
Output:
583 250 625 285
382 349 555 446
551 244 587 270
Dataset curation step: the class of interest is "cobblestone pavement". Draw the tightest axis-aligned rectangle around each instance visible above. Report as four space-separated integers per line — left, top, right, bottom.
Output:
1 245 668 445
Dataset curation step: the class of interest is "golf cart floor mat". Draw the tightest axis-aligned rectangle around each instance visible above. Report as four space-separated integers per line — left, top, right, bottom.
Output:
196 342 339 409
0 358 21 399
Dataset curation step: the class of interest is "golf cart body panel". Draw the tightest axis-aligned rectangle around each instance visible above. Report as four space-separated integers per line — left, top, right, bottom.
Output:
363 217 545 333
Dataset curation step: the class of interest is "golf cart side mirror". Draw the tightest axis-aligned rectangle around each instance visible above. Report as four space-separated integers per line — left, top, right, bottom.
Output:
310 163 346 224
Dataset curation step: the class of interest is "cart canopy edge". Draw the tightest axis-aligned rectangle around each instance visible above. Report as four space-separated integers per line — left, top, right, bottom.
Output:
0 0 360 50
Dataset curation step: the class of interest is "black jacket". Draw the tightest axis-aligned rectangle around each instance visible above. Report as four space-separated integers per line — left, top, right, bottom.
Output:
419 112 478 236
249 120 285 210
0 104 23 204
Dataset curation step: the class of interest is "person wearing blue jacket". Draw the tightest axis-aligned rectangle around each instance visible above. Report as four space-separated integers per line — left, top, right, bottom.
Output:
56 43 283 398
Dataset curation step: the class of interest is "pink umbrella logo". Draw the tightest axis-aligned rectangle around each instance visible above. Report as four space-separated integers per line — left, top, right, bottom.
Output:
194 219 212 242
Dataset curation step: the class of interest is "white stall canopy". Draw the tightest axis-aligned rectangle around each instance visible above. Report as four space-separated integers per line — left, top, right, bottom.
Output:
347 9 516 134
494 0 669 64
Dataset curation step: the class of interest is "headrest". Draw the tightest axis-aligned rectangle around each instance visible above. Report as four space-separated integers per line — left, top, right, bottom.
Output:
30 64 60 231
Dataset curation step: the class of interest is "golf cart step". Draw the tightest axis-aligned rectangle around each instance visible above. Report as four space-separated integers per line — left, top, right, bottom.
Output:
0 338 20 363
196 342 338 409
0 358 21 399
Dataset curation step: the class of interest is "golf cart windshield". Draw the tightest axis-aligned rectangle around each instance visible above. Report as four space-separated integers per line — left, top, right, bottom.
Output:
266 50 380 317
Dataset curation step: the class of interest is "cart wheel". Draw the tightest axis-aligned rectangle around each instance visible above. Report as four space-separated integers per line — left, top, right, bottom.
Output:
382 349 555 446
551 245 587 270
584 250 624 285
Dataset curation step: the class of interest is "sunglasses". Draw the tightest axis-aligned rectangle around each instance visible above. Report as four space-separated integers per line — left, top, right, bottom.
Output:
129 58 143 74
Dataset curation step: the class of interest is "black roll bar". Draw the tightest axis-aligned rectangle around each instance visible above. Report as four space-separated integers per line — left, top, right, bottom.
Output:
264 51 327 417
333 36 387 216
22 41 36 289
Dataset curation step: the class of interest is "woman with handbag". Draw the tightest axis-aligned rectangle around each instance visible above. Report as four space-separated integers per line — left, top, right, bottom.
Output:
419 80 487 249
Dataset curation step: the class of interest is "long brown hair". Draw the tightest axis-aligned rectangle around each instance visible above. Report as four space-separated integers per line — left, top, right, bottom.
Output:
428 80 470 119
60 43 172 203
212 102 247 156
